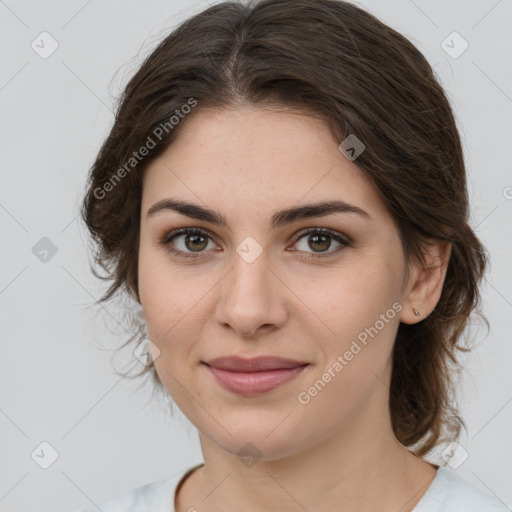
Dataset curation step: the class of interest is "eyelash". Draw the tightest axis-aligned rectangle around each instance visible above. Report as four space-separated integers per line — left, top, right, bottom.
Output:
158 227 351 260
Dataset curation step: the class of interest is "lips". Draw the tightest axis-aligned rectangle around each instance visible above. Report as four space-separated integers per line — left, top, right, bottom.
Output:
204 356 308 372
202 356 309 396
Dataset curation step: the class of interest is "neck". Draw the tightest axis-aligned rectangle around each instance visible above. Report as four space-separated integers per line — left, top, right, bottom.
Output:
176 364 437 512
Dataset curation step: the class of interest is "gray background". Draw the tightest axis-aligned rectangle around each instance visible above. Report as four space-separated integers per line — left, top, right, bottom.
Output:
0 0 511 510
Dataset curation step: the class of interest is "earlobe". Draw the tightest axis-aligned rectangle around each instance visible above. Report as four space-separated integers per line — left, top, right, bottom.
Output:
400 241 452 325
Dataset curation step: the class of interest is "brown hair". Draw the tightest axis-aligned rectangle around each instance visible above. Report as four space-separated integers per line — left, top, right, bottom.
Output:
81 0 488 457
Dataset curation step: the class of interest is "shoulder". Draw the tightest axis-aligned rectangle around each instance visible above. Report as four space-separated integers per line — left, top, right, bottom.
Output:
414 467 511 512
77 465 199 512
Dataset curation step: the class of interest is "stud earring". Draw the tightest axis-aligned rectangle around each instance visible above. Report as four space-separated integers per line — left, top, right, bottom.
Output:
413 307 421 317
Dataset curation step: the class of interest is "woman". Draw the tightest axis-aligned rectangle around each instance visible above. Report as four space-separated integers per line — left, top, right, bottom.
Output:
80 0 509 510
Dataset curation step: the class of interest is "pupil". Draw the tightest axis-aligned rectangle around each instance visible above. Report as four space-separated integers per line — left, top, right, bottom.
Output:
310 234 330 252
186 234 207 252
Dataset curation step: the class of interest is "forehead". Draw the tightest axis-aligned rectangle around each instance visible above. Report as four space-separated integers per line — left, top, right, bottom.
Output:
141 107 389 226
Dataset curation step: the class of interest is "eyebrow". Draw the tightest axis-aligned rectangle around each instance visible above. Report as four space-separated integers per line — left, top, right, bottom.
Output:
147 198 371 228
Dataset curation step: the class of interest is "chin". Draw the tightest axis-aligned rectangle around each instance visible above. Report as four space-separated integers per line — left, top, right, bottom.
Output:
202 417 310 463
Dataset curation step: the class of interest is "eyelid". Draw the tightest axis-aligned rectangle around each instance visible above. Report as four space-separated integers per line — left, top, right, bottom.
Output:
291 226 352 245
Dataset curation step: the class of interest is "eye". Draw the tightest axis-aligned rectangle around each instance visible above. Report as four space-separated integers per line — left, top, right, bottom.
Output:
159 227 351 260
291 228 350 259
159 227 218 259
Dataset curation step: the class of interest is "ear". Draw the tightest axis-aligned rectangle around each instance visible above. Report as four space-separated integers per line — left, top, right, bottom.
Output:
399 241 452 324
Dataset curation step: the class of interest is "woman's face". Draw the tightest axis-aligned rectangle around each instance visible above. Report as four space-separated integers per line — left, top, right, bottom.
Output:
138 106 413 460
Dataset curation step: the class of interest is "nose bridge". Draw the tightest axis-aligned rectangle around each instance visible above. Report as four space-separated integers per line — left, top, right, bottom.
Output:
232 246 269 294
215 243 286 335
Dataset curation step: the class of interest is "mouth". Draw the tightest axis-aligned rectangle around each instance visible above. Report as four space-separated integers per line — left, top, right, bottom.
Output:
202 356 310 396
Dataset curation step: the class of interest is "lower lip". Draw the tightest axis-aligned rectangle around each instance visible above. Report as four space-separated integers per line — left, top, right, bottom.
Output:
204 364 309 396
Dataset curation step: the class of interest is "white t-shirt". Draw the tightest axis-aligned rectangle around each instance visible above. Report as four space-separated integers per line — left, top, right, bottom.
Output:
78 463 510 512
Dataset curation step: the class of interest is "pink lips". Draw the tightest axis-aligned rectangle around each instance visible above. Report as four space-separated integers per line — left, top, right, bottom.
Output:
203 356 309 396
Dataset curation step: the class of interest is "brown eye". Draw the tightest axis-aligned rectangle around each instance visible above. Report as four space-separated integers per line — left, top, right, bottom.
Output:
159 228 217 258
292 228 350 258
182 233 209 252
307 233 332 252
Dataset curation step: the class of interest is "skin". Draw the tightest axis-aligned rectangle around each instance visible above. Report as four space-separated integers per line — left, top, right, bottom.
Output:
138 106 451 512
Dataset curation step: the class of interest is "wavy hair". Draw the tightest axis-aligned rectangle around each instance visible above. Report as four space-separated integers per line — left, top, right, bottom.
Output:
81 0 488 457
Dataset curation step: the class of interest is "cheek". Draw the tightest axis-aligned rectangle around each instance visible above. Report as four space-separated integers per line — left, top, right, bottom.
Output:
138 229 195 318
137 240 215 374
291 252 402 335
138 254 196 402
293 249 403 388
295 292 400 433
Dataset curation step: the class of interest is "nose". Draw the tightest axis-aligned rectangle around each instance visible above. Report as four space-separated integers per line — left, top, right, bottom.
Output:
214 247 288 338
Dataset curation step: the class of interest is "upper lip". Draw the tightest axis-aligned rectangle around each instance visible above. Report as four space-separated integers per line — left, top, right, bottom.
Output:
203 356 309 372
